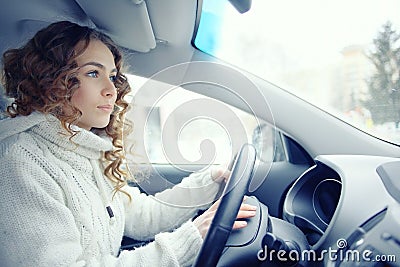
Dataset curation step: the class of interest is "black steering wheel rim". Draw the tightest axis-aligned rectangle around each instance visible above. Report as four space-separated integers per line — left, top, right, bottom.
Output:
193 144 257 267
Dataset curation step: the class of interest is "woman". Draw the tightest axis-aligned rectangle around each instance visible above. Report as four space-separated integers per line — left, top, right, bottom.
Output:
0 21 256 266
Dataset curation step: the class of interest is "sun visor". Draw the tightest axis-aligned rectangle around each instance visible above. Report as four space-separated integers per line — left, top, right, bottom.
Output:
75 0 156 52
0 0 156 54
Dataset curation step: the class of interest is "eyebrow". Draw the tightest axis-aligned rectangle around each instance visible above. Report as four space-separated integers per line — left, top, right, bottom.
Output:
80 61 117 73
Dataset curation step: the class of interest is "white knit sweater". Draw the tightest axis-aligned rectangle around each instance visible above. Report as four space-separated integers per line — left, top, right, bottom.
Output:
0 112 221 267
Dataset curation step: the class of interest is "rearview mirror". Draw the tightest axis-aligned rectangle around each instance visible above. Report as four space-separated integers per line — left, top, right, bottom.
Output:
228 0 252 13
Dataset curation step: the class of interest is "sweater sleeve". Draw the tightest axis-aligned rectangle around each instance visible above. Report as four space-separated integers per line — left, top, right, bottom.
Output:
0 140 209 267
123 169 222 240
108 221 203 267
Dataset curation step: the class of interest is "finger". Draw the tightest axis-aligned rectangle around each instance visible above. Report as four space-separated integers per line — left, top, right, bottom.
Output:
232 220 247 229
209 199 256 214
236 210 257 219
208 198 221 211
239 203 257 211
211 167 227 178
211 167 231 183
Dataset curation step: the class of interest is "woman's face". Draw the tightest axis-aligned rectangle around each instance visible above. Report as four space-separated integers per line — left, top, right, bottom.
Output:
71 40 118 130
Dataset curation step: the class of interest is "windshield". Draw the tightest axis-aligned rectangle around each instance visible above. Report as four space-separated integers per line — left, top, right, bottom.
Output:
194 0 400 145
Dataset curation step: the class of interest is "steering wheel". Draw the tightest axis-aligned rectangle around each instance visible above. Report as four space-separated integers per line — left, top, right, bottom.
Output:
192 144 257 267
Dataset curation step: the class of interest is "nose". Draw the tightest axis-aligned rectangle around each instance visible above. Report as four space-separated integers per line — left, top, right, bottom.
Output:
101 77 117 98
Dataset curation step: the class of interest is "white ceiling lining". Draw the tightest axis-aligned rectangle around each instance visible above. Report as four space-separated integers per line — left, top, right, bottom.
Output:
0 0 156 55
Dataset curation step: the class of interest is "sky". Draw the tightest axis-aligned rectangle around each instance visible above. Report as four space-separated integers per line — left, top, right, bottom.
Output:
196 0 400 143
214 0 400 70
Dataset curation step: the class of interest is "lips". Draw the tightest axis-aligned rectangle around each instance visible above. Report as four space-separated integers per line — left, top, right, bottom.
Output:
97 104 114 112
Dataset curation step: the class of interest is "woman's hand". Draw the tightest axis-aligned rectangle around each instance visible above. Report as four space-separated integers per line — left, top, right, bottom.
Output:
211 167 231 184
193 197 257 238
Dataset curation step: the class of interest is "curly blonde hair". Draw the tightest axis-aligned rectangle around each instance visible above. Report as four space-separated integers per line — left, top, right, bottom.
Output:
1 21 133 198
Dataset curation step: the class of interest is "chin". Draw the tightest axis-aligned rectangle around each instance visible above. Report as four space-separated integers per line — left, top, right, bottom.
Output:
93 120 111 129
98 123 110 129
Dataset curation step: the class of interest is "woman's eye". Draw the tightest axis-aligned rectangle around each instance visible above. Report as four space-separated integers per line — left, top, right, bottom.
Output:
87 70 99 78
109 75 117 83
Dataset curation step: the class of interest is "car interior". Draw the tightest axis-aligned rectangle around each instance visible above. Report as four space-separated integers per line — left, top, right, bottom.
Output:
1 0 400 266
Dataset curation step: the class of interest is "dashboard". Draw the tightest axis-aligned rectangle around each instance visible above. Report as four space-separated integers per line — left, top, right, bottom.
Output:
283 155 400 266
283 160 341 245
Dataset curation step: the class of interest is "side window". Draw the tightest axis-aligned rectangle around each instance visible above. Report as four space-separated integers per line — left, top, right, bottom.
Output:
126 75 286 165
0 85 11 119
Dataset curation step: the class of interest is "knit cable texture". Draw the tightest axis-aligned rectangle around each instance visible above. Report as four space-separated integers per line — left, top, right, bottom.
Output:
0 112 220 266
